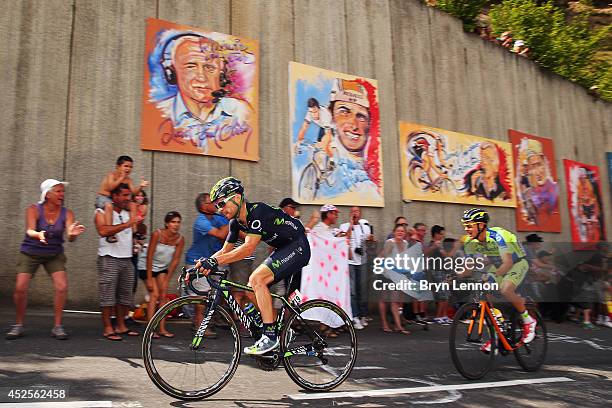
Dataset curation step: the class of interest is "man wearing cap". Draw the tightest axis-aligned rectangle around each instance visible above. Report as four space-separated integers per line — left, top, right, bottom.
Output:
311 204 342 236
7 179 86 340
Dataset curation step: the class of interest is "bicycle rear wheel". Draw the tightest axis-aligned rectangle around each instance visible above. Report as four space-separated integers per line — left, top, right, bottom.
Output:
281 300 357 391
512 308 547 372
449 303 496 380
142 296 240 400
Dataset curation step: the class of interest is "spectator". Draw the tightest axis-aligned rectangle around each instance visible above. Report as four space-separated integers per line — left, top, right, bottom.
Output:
6 179 86 340
311 204 342 236
530 250 561 305
138 211 185 338
96 156 148 243
340 207 375 331
412 222 429 323
133 189 149 240
94 183 141 341
413 222 427 243
378 224 411 335
387 216 408 239
280 197 303 295
568 242 609 329
131 190 149 294
497 31 513 49
512 40 529 57
425 225 452 324
183 192 228 338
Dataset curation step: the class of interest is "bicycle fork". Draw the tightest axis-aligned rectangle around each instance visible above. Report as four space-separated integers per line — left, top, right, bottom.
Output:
190 291 220 350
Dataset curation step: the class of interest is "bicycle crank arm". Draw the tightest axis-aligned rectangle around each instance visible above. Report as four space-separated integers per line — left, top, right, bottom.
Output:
283 344 317 358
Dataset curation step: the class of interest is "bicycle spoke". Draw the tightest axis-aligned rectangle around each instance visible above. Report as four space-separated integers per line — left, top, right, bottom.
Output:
142 297 240 400
449 303 496 380
282 300 357 391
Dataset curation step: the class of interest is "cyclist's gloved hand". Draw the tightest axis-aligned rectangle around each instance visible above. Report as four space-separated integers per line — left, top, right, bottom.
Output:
195 257 219 276
483 273 497 285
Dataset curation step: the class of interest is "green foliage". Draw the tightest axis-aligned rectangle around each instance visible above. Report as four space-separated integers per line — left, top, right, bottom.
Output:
489 0 611 101
435 0 489 31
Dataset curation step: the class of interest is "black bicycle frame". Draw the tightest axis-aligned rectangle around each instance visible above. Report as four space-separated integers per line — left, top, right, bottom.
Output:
186 271 324 355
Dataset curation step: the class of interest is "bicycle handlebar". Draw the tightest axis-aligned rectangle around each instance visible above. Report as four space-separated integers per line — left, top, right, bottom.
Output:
179 266 227 295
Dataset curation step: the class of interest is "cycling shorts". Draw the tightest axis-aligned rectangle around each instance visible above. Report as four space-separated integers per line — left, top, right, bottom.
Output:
489 259 529 288
263 237 311 284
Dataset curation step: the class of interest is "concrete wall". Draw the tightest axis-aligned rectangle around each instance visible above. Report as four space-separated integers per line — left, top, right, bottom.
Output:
1 0 610 308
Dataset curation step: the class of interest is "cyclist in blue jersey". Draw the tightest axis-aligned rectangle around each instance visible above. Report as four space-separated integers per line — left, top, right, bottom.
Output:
461 208 536 351
193 177 311 355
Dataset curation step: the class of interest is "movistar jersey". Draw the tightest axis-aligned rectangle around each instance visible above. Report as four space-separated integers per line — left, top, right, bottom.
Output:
463 227 526 266
227 202 306 248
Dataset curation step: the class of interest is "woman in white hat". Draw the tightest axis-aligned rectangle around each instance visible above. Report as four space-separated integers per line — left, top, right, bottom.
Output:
6 179 85 340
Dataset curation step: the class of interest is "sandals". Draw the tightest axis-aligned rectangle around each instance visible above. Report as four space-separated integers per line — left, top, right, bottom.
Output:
381 327 393 333
115 329 139 337
394 328 411 335
103 332 122 341
157 331 174 338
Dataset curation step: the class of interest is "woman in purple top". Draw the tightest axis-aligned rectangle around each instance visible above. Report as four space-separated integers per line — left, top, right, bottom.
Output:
6 179 85 340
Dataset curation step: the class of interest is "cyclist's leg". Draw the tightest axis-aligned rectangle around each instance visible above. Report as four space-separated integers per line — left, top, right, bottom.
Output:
248 264 276 325
498 260 529 311
499 260 535 342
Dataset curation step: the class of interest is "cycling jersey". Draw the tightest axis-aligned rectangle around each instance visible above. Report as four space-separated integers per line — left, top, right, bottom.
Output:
463 227 528 288
227 202 310 282
463 227 526 267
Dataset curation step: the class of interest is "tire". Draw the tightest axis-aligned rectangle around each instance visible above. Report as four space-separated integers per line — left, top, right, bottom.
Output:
408 163 430 191
449 303 496 380
142 296 241 400
281 300 357 391
513 308 547 372
298 163 319 201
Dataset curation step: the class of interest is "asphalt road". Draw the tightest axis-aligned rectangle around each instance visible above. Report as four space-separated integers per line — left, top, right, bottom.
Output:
0 308 610 407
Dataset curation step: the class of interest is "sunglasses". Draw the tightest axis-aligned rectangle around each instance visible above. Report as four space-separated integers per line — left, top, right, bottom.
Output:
215 194 236 211
396 223 408 227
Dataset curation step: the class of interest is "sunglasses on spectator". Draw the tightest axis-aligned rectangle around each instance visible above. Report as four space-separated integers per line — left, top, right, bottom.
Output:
396 223 408 226
215 194 236 211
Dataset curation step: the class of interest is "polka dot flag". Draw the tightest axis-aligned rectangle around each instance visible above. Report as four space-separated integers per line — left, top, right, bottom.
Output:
300 231 352 326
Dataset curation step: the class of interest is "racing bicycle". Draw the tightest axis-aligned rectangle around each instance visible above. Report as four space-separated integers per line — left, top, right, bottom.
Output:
142 266 357 400
449 278 547 380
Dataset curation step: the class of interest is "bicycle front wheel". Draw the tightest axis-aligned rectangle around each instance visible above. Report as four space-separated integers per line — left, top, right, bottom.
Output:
142 296 240 400
298 163 318 200
513 307 547 372
449 303 496 380
281 300 357 391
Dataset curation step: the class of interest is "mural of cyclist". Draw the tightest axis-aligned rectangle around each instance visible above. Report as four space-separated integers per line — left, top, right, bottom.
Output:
406 131 452 192
329 78 381 197
295 98 335 164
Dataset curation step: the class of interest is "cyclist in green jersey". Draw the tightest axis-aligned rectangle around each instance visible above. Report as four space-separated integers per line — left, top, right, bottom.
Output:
461 208 536 351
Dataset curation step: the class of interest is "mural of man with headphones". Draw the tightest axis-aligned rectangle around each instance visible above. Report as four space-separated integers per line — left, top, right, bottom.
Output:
156 33 252 152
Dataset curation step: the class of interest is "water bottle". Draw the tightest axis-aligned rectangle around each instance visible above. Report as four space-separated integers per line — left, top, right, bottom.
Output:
491 308 505 332
243 303 263 329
